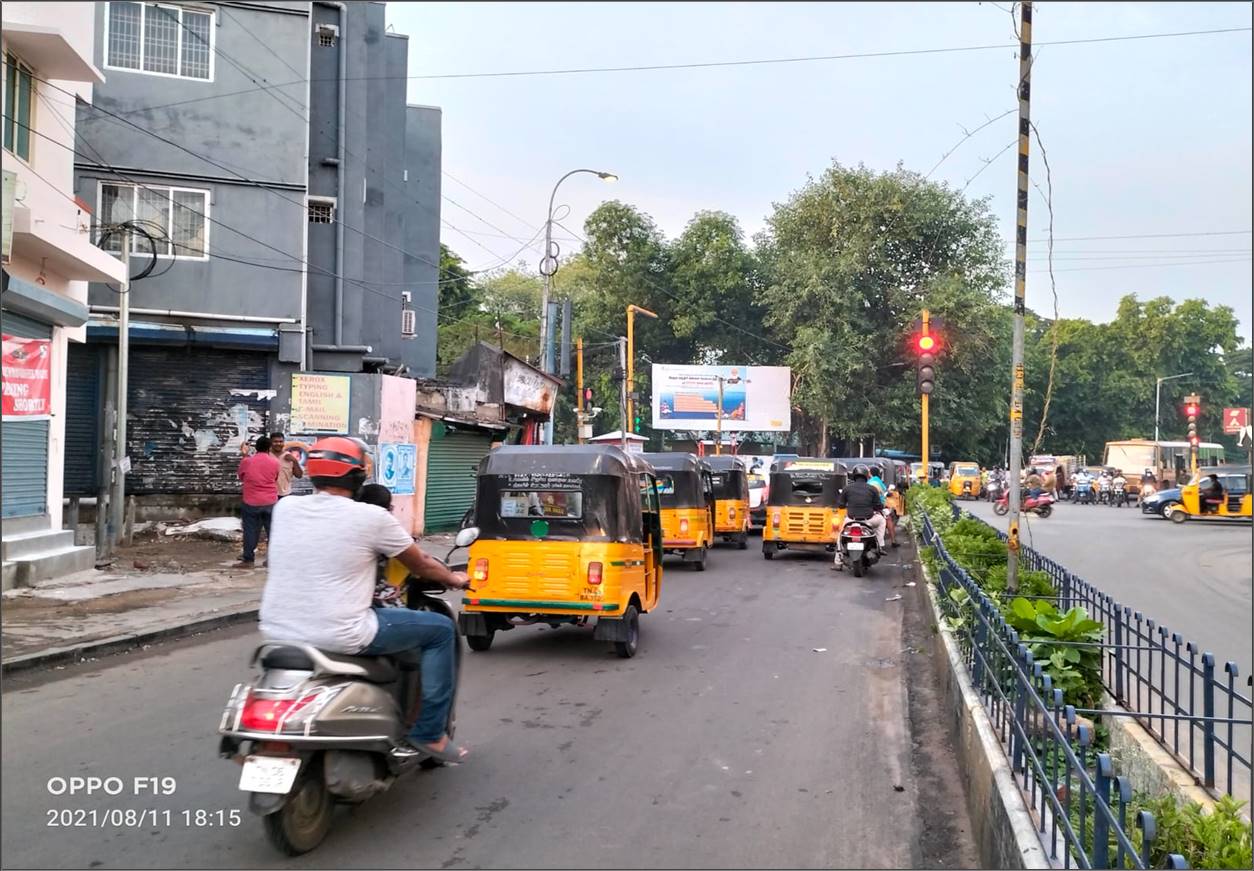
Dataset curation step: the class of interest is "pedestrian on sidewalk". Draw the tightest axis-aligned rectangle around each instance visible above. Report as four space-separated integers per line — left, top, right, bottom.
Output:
269 431 304 498
236 435 280 568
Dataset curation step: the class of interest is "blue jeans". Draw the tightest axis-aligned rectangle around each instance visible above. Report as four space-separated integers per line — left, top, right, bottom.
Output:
360 608 456 744
240 503 273 562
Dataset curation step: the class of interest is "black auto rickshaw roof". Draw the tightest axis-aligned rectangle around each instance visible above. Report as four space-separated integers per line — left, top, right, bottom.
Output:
705 455 748 473
640 452 711 475
478 444 654 478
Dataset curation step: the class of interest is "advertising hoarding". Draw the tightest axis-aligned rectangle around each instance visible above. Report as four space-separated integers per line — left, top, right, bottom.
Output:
1 335 52 419
650 365 791 432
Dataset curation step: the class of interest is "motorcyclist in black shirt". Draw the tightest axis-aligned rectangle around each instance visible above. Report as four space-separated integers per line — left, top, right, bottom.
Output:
833 464 885 568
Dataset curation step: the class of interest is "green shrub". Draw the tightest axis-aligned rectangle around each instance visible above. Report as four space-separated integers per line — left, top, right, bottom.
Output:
1003 597 1104 708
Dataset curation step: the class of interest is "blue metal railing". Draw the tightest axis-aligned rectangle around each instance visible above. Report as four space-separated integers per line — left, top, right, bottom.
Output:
921 512 1191 869
950 504 1253 804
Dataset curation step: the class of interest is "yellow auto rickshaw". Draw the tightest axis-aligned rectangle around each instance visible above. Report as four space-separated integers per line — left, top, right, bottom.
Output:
707 454 751 550
761 458 848 560
1166 466 1252 524
948 462 983 500
641 452 716 571
459 445 663 658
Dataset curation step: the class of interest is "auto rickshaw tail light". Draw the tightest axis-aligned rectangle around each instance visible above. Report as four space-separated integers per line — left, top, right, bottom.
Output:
587 562 603 585
771 511 781 529
679 518 690 535
473 558 489 583
728 506 736 521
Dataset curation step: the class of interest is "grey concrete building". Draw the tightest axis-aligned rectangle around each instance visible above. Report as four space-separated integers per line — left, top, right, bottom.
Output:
65 1 441 504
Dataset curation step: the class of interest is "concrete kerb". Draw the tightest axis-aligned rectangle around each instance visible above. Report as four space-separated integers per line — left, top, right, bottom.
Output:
0 555 469 676
916 554 1051 870
0 605 260 676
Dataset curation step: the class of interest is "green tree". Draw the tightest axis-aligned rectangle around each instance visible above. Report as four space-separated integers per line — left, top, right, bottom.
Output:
437 244 477 312
756 162 1009 459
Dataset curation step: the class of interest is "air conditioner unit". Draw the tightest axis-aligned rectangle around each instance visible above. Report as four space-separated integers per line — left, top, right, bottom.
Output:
401 308 417 338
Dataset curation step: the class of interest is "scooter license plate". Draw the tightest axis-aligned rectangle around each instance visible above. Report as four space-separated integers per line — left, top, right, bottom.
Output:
846 542 865 551
239 756 301 794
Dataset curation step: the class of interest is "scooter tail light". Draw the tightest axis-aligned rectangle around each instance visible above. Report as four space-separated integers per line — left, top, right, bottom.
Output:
238 688 338 733
588 561 603 585
848 526 863 539
472 558 488 584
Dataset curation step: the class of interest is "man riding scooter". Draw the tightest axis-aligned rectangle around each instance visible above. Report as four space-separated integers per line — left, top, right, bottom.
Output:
258 436 473 763
832 465 885 570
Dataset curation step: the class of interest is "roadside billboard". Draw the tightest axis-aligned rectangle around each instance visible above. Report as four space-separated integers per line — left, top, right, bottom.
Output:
650 365 791 432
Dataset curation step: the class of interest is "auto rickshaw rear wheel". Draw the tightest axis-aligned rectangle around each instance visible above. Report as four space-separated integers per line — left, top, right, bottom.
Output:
613 606 640 658
737 532 748 550
693 547 707 571
466 629 495 651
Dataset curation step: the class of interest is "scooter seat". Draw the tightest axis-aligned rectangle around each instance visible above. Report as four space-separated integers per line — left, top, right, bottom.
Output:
260 646 398 683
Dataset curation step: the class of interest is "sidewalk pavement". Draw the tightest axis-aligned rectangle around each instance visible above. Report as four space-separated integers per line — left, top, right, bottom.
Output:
1 533 463 673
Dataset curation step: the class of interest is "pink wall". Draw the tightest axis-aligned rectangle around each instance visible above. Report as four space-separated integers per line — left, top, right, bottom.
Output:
378 375 418 533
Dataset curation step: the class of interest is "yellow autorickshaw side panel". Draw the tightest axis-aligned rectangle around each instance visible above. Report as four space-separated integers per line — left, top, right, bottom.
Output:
714 499 749 533
660 507 712 549
762 506 843 544
463 539 656 615
1177 483 1253 519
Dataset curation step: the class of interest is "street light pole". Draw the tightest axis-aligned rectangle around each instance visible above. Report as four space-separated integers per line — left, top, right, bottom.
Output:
538 169 617 445
716 378 724 456
1154 372 1194 442
625 304 657 436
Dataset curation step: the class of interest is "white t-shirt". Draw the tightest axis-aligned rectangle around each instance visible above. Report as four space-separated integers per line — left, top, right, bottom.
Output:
259 492 415 653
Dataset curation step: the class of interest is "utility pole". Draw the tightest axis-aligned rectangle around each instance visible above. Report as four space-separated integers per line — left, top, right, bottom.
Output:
575 337 585 445
110 229 131 545
618 337 628 450
716 377 724 455
1006 0 1033 593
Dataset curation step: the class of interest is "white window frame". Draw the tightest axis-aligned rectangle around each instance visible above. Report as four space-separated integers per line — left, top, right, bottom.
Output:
307 195 336 225
103 2 216 83
2 51 36 165
96 180 212 261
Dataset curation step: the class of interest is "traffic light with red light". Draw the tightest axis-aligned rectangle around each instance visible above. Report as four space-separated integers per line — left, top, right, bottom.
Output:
1184 396 1202 464
915 334 939 395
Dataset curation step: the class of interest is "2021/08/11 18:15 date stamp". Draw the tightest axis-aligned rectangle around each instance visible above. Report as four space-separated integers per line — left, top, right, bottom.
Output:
45 776 242 828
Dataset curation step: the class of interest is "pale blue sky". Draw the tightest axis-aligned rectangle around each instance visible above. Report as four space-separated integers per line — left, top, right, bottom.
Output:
389 2 1253 342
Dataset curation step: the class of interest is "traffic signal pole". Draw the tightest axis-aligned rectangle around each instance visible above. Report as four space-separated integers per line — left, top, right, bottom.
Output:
920 310 930 473
1006 0 1033 594
625 304 657 435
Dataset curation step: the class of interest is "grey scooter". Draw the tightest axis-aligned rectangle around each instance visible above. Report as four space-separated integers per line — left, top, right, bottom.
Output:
218 527 479 856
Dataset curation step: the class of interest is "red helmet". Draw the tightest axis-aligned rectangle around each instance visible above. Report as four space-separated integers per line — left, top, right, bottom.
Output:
306 437 368 482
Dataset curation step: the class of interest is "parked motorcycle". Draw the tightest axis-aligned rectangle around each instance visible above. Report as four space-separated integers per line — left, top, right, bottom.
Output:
992 491 1056 518
837 518 883 577
218 527 479 856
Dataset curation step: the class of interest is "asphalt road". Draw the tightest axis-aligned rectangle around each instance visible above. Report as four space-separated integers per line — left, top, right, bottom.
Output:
962 498 1252 677
0 541 978 870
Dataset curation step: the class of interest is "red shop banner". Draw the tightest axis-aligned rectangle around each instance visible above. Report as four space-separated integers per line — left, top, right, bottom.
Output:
2 334 52 419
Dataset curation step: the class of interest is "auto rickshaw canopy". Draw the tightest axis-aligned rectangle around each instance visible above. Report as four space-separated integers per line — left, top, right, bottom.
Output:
641 452 712 509
474 445 656 542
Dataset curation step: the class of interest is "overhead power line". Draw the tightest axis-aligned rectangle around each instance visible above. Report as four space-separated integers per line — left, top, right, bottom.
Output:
89 26 1252 119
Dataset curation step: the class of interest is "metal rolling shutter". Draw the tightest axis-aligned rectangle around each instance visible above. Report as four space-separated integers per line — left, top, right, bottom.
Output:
1 310 53 518
64 344 101 495
126 348 270 494
423 424 492 532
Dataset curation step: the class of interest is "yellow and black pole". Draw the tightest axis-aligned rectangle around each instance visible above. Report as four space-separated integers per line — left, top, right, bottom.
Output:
921 310 931 477
1006 0 1033 594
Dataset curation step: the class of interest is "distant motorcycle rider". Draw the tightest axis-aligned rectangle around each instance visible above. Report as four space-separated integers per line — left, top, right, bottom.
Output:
833 464 885 568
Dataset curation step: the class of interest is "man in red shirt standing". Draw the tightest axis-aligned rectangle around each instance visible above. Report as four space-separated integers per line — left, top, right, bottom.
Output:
236 435 281 568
